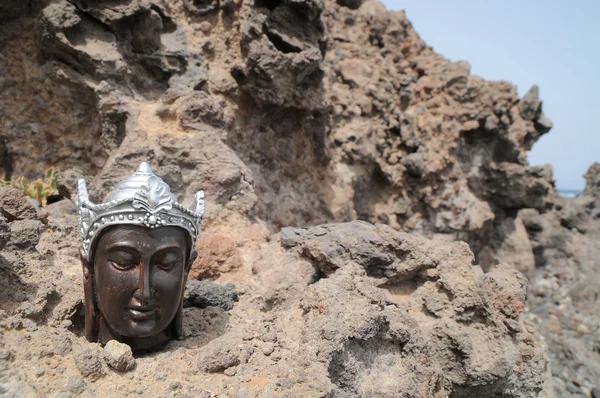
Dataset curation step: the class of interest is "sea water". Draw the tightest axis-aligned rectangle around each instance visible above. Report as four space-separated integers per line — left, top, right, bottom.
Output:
557 189 583 199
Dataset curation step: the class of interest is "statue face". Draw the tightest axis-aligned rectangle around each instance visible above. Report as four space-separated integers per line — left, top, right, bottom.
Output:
92 225 189 339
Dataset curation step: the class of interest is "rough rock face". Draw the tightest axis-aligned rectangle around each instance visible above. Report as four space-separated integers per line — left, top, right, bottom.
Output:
0 0 554 269
522 164 600 397
282 222 550 397
0 196 551 396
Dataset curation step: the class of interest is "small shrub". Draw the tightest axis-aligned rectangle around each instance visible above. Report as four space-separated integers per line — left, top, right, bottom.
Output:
1 167 59 207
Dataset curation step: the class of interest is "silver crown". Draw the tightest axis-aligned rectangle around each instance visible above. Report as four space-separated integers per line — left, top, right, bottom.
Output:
76 162 205 262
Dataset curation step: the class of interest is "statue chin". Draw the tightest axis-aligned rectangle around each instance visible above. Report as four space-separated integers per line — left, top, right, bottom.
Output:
96 315 176 353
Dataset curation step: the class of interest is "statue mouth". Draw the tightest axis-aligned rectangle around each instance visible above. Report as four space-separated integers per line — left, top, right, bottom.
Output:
127 306 158 320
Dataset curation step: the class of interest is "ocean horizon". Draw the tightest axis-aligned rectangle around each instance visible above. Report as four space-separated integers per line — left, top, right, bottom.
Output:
557 188 583 198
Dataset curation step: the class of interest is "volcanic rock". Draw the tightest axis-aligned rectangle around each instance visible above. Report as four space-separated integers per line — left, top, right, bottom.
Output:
0 188 39 222
184 280 239 310
72 343 104 381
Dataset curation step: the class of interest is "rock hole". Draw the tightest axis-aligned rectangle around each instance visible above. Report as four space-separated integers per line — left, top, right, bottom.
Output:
263 25 302 54
254 0 282 11
309 267 326 284
230 65 246 86
45 194 64 206
336 0 363 10
68 300 86 336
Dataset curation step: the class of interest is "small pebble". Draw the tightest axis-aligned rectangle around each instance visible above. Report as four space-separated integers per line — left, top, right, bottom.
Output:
103 340 135 372
199 21 212 34
262 342 275 356
65 375 86 394
169 381 182 391
576 323 591 335
224 367 237 377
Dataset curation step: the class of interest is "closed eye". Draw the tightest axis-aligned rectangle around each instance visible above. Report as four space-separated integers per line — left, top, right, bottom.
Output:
107 249 139 271
154 250 182 271
109 260 137 271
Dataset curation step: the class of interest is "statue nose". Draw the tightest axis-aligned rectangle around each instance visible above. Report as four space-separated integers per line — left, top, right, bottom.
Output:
134 264 155 302
133 286 156 303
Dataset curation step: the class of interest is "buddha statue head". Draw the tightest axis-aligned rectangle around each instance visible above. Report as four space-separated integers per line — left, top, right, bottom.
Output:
76 162 205 352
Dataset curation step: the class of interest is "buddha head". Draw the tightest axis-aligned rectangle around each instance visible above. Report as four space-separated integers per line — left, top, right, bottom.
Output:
76 162 205 352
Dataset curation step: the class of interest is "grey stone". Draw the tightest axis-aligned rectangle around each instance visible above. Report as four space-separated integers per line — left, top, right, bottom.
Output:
0 188 39 222
184 280 238 310
72 343 104 381
7 220 44 250
52 333 73 356
65 375 86 394
198 340 241 373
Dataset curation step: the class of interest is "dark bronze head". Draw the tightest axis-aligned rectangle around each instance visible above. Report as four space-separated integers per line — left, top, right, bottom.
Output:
76 163 204 352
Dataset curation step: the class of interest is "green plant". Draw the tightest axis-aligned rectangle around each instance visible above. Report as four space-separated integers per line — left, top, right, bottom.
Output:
1 167 59 207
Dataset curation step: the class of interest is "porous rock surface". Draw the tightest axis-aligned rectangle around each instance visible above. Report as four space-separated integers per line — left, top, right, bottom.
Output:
0 0 554 269
0 195 550 396
521 163 600 397
0 0 595 396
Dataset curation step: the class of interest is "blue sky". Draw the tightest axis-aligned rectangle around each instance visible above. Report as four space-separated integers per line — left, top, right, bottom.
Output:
382 0 599 190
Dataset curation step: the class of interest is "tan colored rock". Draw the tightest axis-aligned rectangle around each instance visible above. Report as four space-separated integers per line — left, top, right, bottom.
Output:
102 340 135 372
190 233 243 279
339 59 373 88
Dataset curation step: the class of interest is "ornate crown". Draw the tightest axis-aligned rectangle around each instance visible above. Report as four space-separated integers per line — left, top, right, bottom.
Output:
76 162 205 262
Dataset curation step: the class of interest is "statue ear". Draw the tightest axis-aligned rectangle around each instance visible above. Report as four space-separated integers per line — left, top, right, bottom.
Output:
79 247 98 342
185 250 197 274
174 250 195 340
79 247 91 278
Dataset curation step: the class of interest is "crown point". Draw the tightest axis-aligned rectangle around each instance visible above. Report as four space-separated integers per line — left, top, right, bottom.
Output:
136 162 153 174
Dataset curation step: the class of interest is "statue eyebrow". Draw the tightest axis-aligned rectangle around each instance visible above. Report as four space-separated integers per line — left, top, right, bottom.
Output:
104 243 140 253
153 245 183 253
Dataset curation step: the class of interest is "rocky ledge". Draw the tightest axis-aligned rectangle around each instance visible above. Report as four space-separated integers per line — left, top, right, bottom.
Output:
0 190 550 396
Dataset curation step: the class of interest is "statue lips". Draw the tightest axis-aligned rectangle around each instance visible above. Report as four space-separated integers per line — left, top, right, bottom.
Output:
127 305 158 321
